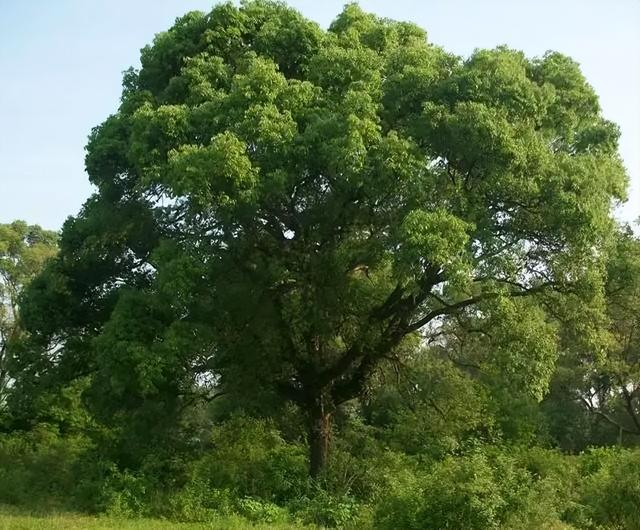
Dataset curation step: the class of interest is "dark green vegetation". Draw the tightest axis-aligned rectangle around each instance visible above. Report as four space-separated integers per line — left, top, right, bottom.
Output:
0 506 311 530
2 2 639 528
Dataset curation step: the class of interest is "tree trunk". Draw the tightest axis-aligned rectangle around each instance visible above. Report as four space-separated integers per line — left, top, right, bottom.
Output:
308 398 333 478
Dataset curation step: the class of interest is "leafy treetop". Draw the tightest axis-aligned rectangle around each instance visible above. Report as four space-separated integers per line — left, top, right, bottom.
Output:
19 1 627 474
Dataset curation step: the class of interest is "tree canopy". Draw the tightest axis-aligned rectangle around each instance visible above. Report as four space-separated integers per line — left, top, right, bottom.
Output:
16 1 628 476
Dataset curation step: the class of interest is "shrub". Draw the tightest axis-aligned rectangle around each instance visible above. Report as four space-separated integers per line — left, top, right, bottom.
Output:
165 480 235 522
100 466 151 517
576 448 640 529
290 488 360 529
375 452 505 529
375 448 580 530
321 420 417 502
189 415 308 502
236 497 288 524
0 425 91 509
158 415 308 524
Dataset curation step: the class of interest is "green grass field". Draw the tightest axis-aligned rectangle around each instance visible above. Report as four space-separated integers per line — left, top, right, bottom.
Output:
0 508 310 530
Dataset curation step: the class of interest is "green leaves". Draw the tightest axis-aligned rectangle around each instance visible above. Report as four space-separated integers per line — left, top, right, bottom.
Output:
175 53 230 105
16 1 630 477
0 221 58 417
307 42 382 96
421 100 520 175
0 222 57 288
452 47 554 122
167 132 257 209
483 297 559 401
399 209 472 283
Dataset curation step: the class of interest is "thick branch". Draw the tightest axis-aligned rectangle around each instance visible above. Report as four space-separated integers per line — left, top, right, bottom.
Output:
579 395 640 435
620 384 640 433
406 282 552 334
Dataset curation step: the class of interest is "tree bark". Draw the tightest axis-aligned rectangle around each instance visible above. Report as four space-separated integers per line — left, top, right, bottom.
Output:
308 397 333 479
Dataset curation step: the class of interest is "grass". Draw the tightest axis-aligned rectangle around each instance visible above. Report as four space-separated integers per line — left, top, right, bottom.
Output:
0 507 311 530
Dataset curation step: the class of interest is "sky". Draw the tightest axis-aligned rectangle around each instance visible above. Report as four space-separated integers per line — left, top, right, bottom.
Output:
1 0 638 230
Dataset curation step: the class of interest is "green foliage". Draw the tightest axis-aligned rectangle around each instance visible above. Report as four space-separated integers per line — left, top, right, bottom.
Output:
191 415 308 501
3 417 640 528
290 489 360 529
0 426 90 509
165 482 235 522
3 2 638 529
99 468 151 518
365 355 495 457
0 507 311 530
378 452 507 529
541 227 640 450
236 497 288 524
0 221 57 421
0 223 58 300
18 0 627 481
375 448 578 530
577 448 640 529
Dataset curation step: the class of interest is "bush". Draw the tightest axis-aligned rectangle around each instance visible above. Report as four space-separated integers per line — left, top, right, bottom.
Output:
236 497 288 524
188 415 309 502
375 448 579 530
165 480 235 522
575 448 640 529
321 419 417 501
0 425 91 509
99 466 152 517
375 452 504 529
290 488 360 529
6 415 640 529
157 415 308 524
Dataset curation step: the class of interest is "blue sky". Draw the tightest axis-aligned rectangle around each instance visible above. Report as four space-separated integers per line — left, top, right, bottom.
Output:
1 0 638 230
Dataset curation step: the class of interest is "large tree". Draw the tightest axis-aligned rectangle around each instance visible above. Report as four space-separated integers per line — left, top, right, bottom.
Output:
20 2 627 475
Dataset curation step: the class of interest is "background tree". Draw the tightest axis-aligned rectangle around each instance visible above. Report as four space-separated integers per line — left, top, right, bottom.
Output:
545 227 640 446
19 1 627 476
591 228 640 439
0 221 57 417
